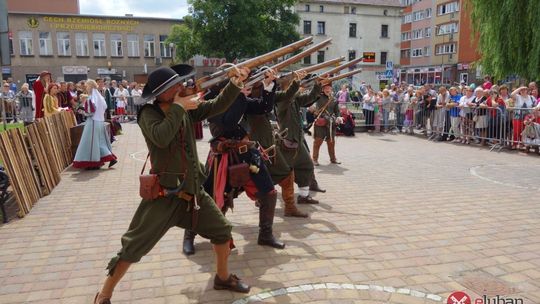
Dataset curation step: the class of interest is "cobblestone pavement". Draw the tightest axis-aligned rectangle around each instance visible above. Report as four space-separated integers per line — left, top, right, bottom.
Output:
1 123 539 304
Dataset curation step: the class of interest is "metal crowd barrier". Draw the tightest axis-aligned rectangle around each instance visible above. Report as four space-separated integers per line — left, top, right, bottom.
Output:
341 101 540 154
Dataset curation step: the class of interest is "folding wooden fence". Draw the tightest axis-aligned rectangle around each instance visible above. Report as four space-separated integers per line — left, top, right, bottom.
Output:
0 111 77 218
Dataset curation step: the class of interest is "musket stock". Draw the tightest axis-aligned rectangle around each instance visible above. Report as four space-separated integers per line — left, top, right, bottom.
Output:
245 38 332 88
196 36 314 90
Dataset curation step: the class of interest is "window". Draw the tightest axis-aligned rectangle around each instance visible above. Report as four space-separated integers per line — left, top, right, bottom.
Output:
93 33 106 57
317 50 324 63
437 1 460 16
303 55 311 65
57 32 71 56
413 10 424 21
425 27 432 38
412 29 423 40
127 34 139 57
349 23 357 38
436 43 456 55
401 32 411 41
402 14 412 24
303 21 312 35
400 49 411 59
18 31 33 56
344 6 349 14
38 32 52 56
437 22 458 35
75 33 89 56
110 33 123 57
424 46 431 56
305 4 310 12
412 48 423 57
348 50 356 61
319 5 324 13
380 52 387 65
317 21 326 35
381 24 389 38
144 34 155 57
351 7 356 14
425 8 432 18
160 35 171 58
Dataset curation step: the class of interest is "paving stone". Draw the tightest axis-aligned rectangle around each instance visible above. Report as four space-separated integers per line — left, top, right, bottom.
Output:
0 125 539 303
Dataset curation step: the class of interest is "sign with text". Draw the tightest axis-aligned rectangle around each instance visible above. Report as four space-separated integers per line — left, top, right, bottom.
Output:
41 16 140 31
363 52 376 63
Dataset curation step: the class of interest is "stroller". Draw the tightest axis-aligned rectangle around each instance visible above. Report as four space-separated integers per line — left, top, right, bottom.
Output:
522 115 540 152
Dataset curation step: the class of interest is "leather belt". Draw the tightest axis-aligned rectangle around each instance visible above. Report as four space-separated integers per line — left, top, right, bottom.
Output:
212 139 256 154
159 187 193 201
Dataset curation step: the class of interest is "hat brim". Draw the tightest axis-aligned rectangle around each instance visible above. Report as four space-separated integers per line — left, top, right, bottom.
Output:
141 67 197 101
141 75 183 100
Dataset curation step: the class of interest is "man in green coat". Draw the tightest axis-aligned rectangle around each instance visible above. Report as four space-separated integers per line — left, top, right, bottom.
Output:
312 83 342 165
93 65 251 304
246 70 310 217
275 72 322 205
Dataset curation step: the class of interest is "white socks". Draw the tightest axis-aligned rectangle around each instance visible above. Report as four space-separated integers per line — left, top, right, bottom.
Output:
298 186 310 197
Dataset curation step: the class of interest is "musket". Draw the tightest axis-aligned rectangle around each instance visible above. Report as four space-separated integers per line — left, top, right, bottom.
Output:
279 56 345 81
195 36 313 90
322 57 363 76
245 38 332 88
320 68 363 85
301 57 363 86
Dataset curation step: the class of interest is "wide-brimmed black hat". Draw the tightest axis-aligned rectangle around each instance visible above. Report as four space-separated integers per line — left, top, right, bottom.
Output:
142 64 196 100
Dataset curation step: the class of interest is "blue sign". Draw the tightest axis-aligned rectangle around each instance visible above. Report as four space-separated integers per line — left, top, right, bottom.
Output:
386 61 393 71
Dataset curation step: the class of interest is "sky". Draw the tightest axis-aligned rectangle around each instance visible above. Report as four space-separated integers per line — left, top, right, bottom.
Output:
79 0 189 19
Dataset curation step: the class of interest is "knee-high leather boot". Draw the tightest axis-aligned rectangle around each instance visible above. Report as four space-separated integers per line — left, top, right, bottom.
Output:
280 171 308 218
312 138 324 166
257 191 286 249
183 229 197 256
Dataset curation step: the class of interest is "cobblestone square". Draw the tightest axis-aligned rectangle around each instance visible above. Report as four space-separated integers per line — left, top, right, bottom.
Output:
1 124 539 303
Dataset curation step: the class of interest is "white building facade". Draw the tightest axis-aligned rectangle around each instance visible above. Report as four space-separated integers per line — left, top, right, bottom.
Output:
294 0 403 90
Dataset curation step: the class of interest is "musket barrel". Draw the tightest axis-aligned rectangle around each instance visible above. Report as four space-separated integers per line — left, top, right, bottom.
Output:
322 57 363 76
321 68 362 85
197 36 314 90
245 38 333 88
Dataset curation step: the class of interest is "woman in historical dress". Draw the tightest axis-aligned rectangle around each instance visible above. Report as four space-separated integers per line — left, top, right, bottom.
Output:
72 80 117 170
32 71 51 120
43 83 62 117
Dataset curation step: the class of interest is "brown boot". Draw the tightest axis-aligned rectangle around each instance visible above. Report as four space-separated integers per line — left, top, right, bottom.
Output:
328 140 341 164
297 195 319 204
280 172 309 217
309 175 326 193
94 292 111 304
312 137 324 165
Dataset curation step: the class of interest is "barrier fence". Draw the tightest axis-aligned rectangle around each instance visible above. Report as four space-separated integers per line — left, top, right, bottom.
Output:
0 111 76 219
339 101 540 153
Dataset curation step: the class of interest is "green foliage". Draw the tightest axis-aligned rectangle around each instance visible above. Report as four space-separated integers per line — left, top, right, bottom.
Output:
186 0 300 61
165 17 201 63
469 0 540 81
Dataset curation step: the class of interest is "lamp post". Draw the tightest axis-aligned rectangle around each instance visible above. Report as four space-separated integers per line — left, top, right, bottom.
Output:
169 42 176 64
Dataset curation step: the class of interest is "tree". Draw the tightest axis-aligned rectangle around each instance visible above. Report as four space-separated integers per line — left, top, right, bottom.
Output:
187 0 300 61
469 0 540 81
165 17 200 63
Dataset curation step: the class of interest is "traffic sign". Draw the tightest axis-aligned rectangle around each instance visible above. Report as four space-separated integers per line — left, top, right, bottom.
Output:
386 61 393 71
376 71 392 80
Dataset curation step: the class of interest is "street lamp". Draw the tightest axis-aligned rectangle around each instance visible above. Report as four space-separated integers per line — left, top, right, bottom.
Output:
169 42 176 64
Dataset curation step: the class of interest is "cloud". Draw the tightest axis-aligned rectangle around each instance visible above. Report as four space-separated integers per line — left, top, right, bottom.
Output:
79 0 189 19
